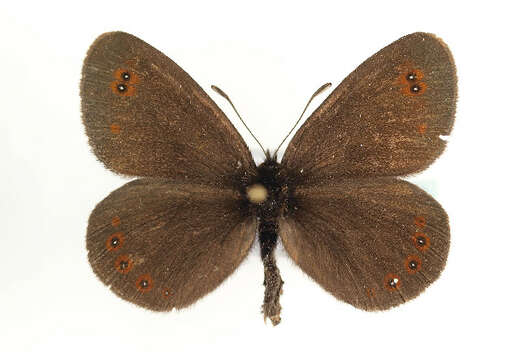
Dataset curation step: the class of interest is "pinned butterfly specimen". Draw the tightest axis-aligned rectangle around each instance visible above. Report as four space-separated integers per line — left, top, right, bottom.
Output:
81 32 456 325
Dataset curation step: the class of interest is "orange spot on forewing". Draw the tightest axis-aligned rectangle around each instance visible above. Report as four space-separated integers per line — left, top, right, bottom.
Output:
110 124 121 135
401 81 427 96
398 68 425 86
110 81 136 96
113 68 139 84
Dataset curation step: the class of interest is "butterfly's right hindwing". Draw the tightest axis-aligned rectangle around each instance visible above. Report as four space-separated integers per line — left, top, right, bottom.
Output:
81 32 256 186
87 179 257 311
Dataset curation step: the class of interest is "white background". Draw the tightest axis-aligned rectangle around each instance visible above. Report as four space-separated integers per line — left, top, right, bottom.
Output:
1 1 518 358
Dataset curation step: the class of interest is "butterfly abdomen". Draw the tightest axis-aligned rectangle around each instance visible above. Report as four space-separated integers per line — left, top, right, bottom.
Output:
244 155 290 325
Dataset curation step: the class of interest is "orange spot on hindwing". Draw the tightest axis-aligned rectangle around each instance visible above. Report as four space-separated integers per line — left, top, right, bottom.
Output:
384 273 402 291
418 123 428 134
106 232 125 251
414 216 426 228
115 255 133 274
136 274 153 292
405 255 422 274
162 288 172 299
412 232 431 252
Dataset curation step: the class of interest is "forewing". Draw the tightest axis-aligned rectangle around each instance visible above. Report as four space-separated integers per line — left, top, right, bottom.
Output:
87 179 256 310
81 32 255 186
282 32 456 183
279 178 449 310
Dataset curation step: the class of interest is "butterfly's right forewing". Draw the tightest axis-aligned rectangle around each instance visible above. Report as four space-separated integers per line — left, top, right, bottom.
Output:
81 32 256 186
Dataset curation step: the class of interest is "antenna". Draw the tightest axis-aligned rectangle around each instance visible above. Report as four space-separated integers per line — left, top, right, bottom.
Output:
211 85 267 157
273 82 332 157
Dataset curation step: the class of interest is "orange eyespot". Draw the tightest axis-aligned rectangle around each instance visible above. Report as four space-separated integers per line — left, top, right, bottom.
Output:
398 68 425 85
417 123 428 134
384 273 402 291
110 81 136 96
397 68 426 96
115 255 133 274
401 81 427 96
110 123 121 135
136 274 153 292
404 255 422 274
412 232 431 252
113 68 139 84
414 216 426 228
162 288 172 299
106 232 125 251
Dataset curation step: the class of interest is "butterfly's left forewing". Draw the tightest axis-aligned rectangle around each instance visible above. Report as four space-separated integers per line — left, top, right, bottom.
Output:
279 178 449 310
282 32 457 183
87 179 256 310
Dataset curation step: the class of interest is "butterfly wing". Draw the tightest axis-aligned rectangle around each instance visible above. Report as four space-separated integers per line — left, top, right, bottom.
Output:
87 178 256 311
282 32 457 182
279 178 449 310
81 32 255 186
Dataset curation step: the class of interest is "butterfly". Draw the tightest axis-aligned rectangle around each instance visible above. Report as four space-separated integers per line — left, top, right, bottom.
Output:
81 32 457 325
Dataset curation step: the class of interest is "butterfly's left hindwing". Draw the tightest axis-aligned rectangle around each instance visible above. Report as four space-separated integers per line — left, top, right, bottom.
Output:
87 179 256 311
279 178 449 310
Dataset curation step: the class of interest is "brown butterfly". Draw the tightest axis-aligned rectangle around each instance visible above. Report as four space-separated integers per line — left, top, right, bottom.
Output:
81 32 456 325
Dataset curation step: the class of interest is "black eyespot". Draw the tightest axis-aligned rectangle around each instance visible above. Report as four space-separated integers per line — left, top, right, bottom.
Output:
411 84 421 93
110 237 119 247
388 278 398 288
408 260 418 270
117 84 127 92
136 274 153 292
416 236 426 246
407 73 416 81
114 255 133 274
384 273 401 291
106 232 125 251
121 72 130 81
